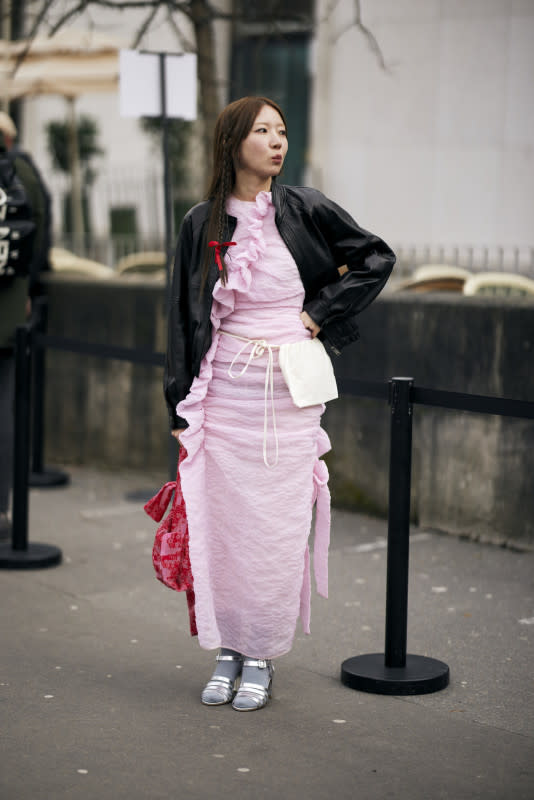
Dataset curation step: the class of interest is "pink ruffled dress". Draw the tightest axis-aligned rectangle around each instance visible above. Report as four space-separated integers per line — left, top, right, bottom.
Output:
176 191 332 659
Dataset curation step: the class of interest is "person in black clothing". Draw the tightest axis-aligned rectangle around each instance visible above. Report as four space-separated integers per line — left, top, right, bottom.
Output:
0 112 52 539
0 111 52 296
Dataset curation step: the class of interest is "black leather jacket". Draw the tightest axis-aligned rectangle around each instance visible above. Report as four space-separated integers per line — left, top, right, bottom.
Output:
165 182 395 429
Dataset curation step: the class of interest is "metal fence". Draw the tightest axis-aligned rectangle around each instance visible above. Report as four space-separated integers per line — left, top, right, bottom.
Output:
47 166 195 268
392 243 534 279
47 168 534 277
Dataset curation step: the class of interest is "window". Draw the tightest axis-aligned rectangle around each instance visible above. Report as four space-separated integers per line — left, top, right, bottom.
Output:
234 0 313 24
231 1 312 186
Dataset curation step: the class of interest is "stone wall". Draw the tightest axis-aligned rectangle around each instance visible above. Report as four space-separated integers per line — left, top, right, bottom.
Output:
324 292 534 548
42 276 534 548
43 275 169 472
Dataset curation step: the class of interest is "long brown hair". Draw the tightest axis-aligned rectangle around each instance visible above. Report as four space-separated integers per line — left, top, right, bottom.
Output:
201 96 287 293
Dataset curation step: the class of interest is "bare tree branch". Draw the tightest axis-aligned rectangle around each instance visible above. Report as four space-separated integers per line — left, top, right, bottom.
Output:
48 2 89 35
331 0 388 71
40 0 193 37
132 1 161 48
352 0 388 70
9 0 57 73
164 5 196 53
16 0 55 41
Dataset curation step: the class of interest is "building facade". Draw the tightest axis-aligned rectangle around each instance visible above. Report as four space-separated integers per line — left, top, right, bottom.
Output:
18 0 534 273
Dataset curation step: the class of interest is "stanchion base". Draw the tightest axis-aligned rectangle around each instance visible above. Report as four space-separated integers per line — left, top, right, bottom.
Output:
29 468 70 488
341 653 449 696
0 542 62 569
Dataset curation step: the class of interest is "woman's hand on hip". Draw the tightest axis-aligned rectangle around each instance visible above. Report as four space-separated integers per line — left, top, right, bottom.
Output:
300 311 321 339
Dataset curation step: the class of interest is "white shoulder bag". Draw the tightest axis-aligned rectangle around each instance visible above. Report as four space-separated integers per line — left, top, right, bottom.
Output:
279 337 338 408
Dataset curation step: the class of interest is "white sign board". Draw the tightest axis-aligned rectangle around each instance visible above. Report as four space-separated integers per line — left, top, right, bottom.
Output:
119 49 197 120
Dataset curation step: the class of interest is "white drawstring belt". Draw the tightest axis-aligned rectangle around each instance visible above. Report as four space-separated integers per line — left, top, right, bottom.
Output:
219 330 280 468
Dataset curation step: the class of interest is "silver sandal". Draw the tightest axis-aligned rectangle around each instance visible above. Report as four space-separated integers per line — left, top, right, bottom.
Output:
232 659 273 712
201 653 243 706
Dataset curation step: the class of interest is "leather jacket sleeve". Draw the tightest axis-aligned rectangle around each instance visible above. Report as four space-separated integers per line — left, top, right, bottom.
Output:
164 214 194 430
301 193 395 351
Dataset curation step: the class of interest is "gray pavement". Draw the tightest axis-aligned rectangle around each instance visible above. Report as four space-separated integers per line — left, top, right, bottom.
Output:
1 464 533 800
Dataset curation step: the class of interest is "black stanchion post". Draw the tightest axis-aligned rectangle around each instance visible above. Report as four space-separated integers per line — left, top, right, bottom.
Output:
0 325 62 569
11 325 32 552
340 377 449 695
30 298 46 476
29 297 69 488
384 377 412 667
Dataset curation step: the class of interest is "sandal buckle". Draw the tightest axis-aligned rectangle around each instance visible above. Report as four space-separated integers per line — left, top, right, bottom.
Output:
244 658 267 669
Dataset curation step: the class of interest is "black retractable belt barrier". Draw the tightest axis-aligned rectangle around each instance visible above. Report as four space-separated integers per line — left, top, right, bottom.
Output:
2 318 531 630
341 377 449 695
0 325 62 569
35 332 176 499
28 297 69 488
39 334 166 366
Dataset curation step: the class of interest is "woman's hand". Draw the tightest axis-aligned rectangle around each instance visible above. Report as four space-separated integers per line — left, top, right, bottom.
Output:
300 311 321 339
171 428 186 443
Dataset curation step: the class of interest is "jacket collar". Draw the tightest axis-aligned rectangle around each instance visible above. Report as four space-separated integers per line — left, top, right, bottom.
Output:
271 181 286 219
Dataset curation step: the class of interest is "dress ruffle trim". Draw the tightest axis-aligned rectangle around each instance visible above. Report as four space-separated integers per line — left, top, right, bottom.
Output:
177 191 272 456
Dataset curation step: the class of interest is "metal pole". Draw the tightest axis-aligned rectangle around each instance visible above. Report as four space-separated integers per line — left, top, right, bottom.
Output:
340 376 449 695
67 96 84 254
28 298 69 488
158 52 179 482
124 49 180 497
0 325 62 569
159 52 173 310
30 298 46 475
11 325 31 551
384 377 413 667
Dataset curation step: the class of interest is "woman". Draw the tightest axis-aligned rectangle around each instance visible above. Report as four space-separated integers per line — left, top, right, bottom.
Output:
164 96 395 711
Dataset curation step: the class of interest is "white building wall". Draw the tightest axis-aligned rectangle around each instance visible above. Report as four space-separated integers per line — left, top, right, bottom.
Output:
310 0 534 268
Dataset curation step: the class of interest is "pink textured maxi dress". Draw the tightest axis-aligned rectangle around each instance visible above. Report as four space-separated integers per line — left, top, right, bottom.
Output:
176 191 331 659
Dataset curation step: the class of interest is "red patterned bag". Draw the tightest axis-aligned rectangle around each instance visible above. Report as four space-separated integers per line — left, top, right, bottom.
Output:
144 446 197 635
